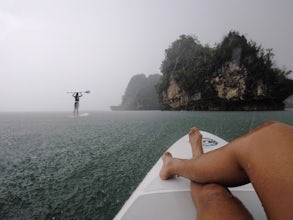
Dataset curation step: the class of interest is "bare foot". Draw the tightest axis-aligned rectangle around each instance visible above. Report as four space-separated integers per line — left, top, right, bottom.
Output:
160 152 174 180
189 127 203 158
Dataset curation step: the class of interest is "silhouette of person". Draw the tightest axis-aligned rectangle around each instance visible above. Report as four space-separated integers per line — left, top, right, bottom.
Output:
72 92 83 116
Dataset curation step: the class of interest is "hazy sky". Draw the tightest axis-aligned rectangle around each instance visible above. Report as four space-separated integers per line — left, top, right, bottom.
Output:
1 0 292 111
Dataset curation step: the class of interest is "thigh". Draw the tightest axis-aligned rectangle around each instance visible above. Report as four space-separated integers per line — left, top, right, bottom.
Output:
233 122 293 219
191 182 253 220
191 146 250 186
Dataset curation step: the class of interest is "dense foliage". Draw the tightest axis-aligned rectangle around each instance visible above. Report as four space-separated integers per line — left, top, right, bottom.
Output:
212 31 292 100
158 31 293 108
159 35 214 96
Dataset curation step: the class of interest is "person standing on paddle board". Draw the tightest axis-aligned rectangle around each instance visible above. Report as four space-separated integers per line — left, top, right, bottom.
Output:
73 92 82 116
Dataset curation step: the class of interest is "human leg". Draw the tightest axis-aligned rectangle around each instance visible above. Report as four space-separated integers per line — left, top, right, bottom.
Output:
159 143 249 186
191 182 253 220
232 121 293 219
188 128 253 220
73 102 77 116
76 102 79 116
73 102 79 116
160 121 293 219
159 121 292 185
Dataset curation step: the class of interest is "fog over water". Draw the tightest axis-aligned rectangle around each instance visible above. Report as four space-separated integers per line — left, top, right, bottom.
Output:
1 0 292 111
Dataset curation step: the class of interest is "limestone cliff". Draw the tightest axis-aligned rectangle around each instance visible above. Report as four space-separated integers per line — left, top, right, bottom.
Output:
157 31 293 110
162 77 189 109
114 32 293 111
161 61 288 110
111 74 162 110
211 62 247 100
284 95 293 109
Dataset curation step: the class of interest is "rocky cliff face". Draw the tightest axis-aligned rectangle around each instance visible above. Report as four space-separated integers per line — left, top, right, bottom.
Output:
111 74 162 110
211 62 247 100
161 62 283 110
158 31 293 111
162 77 189 109
284 95 293 109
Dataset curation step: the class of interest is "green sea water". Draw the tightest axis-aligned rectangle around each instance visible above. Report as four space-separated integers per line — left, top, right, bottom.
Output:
0 111 292 219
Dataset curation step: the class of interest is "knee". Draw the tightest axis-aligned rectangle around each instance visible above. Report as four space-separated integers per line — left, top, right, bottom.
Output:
262 120 280 127
255 120 282 131
198 184 231 204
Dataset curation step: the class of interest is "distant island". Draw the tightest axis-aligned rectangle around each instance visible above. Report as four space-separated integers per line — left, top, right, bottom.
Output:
111 31 293 111
284 95 293 109
111 74 163 110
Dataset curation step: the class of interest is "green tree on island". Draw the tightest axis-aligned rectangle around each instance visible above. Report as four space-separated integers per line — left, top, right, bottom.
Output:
157 31 293 110
212 31 292 101
159 35 214 97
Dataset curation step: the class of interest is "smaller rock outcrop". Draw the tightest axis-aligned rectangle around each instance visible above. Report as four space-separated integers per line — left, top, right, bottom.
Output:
284 95 293 109
111 74 162 110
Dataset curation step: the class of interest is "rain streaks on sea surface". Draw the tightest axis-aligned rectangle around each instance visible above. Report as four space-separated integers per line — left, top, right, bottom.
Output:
0 111 292 219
